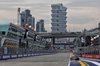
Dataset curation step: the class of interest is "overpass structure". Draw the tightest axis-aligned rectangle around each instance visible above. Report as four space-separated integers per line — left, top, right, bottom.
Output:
37 25 100 48
37 32 82 45
37 32 81 38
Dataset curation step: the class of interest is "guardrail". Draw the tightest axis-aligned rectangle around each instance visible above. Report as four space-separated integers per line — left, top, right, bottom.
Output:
0 53 56 60
73 45 100 58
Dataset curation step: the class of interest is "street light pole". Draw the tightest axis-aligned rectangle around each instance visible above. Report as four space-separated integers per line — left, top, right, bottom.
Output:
17 8 20 25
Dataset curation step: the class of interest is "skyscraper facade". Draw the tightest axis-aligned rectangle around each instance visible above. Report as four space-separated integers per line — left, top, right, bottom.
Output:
51 3 67 32
36 19 47 32
51 3 67 43
21 9 35 28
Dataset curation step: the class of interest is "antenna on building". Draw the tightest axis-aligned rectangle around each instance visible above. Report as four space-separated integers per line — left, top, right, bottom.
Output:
17 8 20 25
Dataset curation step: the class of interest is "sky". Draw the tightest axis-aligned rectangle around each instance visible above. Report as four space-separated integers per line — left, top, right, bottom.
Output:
0 0 100 32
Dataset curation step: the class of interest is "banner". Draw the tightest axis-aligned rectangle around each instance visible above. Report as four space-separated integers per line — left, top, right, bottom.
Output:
82 54 100 59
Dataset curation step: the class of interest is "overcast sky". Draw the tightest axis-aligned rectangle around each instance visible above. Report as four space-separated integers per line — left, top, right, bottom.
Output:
0 0 100 32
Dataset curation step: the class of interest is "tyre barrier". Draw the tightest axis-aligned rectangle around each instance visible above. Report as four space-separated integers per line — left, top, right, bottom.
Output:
0 53 55 60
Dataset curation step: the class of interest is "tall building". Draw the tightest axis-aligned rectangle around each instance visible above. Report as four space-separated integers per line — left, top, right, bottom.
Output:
51 3 67 43
51 3 67 32
36 19 47 32
27 17 35 28
21 9 35 28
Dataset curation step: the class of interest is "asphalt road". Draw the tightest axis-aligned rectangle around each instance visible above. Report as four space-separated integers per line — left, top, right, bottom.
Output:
0 53 70 66
70 57 100 66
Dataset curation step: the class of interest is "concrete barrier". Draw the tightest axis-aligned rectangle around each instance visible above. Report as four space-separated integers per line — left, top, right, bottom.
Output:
0 53 56 60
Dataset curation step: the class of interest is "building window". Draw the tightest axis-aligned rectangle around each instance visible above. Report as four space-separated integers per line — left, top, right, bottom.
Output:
2 31 5 35
23 25 25 27
29 24 31 25
57 29 59 31
12 28 17 32
57 11 59 13
57 20 59 22
22 19 24 22
57 24 59 26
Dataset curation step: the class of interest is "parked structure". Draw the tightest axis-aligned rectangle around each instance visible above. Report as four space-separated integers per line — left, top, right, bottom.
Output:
0 22 49 54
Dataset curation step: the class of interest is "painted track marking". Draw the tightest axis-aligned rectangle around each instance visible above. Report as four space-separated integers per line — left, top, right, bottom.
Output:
81 59 100 66
78 61 86 66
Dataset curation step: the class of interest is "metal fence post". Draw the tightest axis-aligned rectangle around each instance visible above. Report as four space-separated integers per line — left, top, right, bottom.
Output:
98 23 100 55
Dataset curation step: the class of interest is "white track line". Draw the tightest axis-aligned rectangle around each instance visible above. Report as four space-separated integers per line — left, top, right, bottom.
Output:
81 59 100 66
67 53 71 66
81 58 100 61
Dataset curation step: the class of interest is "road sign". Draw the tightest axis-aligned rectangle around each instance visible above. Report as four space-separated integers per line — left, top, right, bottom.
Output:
60 47 64 49
51 44 53 47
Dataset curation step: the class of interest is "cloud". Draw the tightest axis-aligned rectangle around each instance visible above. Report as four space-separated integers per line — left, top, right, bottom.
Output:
0 0 100 32
67 7 100 25
66 0 100 7
68 17 96 24
25 0 70 4
0 10 17 22
67 21 98 32
68 7 100 18
44 24 51 32
0 0 25 2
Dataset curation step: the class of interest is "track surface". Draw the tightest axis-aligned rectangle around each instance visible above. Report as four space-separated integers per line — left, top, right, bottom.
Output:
70 58 100 66
70 53 100 66
0 53 70 66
